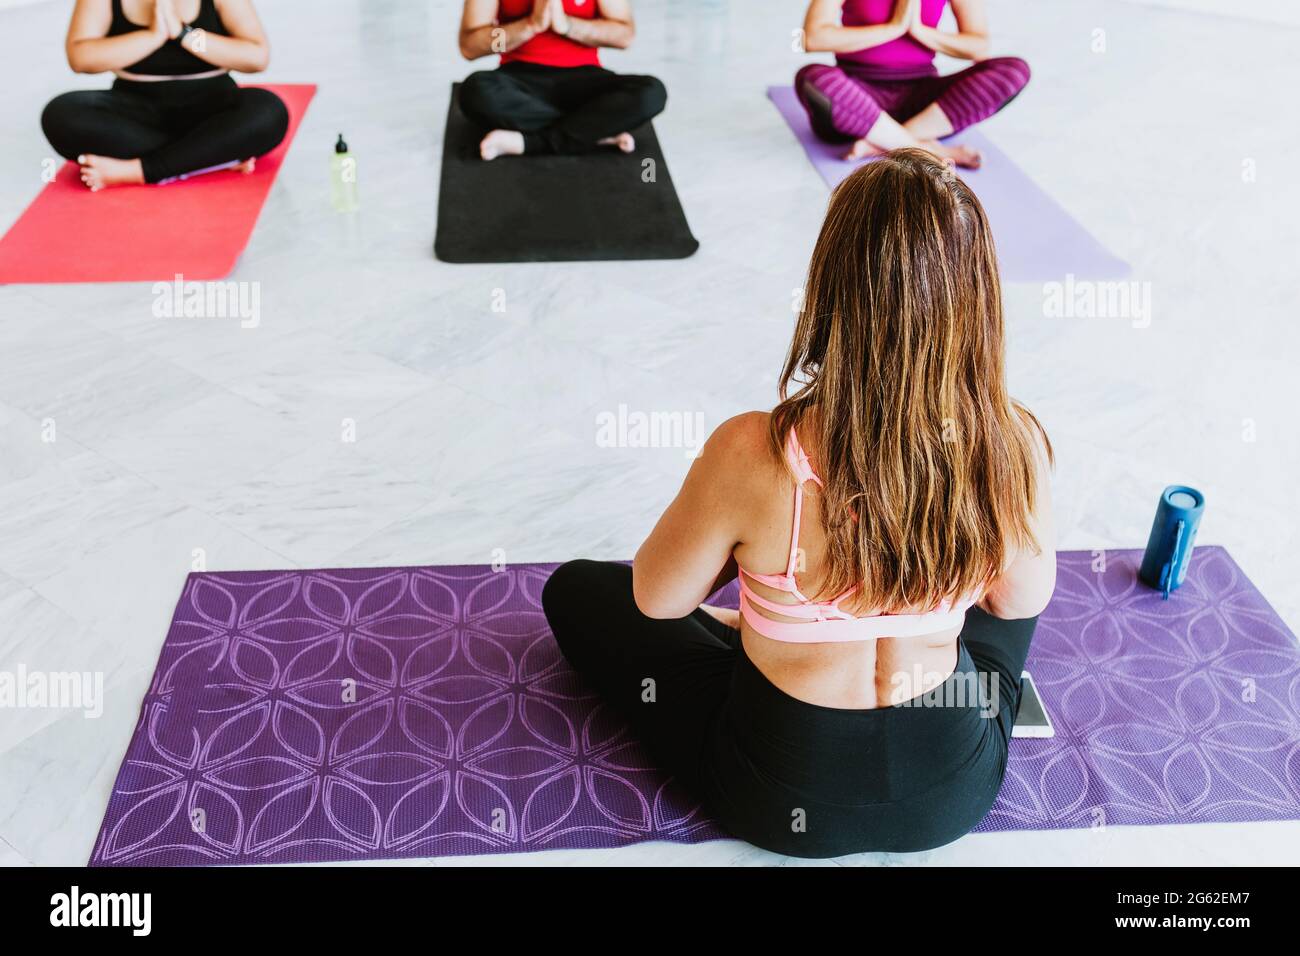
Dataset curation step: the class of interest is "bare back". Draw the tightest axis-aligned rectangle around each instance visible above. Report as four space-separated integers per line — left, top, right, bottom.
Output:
733 419 964 710
632 410 1055 713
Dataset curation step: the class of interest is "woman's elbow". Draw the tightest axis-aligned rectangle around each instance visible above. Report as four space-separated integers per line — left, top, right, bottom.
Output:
1016 590 1054 620
66 48 93 74
611 25 635 50
630 573 683 620
981 595 1047 621
245 42 271 72
631 585 673 620
636 601 679 620
801 27 829 52
986 581 1055 620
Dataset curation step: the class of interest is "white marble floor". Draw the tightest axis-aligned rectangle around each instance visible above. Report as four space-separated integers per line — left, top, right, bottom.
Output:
0 0 1297 867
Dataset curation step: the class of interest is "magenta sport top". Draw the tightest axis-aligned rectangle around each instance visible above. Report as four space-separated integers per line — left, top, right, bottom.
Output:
736 428 977 644
837 0 949 78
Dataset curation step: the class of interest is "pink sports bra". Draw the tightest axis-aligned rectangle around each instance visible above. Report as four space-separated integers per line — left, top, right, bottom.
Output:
737 428 977 643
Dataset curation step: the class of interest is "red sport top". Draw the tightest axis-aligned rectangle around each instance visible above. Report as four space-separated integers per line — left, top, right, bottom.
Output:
497 0 601 68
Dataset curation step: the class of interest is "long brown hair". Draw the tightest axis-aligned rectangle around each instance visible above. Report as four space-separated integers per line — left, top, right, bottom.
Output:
770 148 1050 611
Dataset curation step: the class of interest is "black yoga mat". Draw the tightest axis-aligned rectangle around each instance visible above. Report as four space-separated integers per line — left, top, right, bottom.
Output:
434 83 699 263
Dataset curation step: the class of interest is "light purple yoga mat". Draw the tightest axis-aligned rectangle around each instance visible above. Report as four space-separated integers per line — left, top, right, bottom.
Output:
92 547 1300 865
767 86 1130 283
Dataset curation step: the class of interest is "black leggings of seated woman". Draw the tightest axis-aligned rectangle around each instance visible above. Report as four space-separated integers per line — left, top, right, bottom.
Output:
41 0 287 190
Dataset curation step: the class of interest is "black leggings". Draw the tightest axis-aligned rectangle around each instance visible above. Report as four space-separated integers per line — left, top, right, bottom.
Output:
458 62 667 155
542 560 1038 858
41 75 288 184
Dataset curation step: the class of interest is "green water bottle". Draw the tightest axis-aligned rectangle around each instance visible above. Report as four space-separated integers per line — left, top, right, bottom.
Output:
330 133 359 212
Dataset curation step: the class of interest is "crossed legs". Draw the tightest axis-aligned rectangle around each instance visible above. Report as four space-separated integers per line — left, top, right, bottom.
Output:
459 63 667 160
41 82 289 189
541 560 738 783
795 57 1031 169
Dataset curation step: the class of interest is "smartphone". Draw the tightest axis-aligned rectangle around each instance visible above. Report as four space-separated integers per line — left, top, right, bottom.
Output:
1012 671 1054 738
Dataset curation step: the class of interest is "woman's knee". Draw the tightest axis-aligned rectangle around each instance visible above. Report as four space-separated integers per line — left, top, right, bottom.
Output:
794 65 864 141
239 89 290 152
458 71 506 121
542 560 630 659
986 56 1032 95
543 561 603 642
41 92 94 156
795 63 842 95
542 559 594 620
543 559 630 615
631 75 667 118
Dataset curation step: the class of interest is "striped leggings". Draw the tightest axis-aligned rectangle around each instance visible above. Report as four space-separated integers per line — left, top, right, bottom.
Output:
794 57 1031 143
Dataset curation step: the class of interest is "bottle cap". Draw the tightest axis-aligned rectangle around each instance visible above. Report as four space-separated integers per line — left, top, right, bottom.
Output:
1164 487 1203 511
335 134 349 154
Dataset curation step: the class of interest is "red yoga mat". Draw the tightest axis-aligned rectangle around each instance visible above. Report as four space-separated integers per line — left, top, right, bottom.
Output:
0 83 315 285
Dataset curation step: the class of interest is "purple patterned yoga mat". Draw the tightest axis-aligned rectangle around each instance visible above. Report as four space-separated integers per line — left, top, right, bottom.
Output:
977 547 1300 832
767 86 1131 282
92 547 1300 865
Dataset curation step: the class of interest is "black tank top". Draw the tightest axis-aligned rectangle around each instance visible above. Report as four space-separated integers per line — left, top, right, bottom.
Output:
109 0 228 76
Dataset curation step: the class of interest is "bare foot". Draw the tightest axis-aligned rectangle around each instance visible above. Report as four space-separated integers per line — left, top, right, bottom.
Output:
921 140 982 170
480 129 525 161
597 132 636 154
700 605 741 630
77 154 145 191
844 137 883 161
236 158 256 175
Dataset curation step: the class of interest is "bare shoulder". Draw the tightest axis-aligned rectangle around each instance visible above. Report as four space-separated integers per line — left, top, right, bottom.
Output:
696 412 784 491
706 411 770 455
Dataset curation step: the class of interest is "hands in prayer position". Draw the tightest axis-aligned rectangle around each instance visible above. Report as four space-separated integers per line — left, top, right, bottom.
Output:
151 0 181 42
529 0 570 38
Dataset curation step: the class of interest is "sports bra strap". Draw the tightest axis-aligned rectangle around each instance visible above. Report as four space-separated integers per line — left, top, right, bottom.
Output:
733 425 979 643
782 427 822 580
785 427 822 486
784 475 804 579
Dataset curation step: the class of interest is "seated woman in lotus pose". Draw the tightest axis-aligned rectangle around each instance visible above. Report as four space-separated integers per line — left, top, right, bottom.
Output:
457 0 666 160
543 149 1055 858
42 0 288 190
797 0 1030 169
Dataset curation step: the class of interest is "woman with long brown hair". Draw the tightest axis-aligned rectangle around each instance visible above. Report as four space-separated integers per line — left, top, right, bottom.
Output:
543 148 1055 857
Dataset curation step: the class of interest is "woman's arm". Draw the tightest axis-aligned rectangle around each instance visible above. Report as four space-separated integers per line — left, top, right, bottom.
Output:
632 415 760 620
179 0 272 73
979 419 1057 620
65 0 172 74
909 0 991 61
554 0 635 51
459 0 547 60
801 0 913 55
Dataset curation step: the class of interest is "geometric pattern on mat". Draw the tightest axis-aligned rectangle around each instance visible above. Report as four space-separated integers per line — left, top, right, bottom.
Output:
92 548 1300 865
92 565 724 865
975 547 1300 832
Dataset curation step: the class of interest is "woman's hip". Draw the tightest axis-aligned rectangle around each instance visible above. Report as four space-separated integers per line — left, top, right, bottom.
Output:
112 73 239 115
700 645 1010 856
